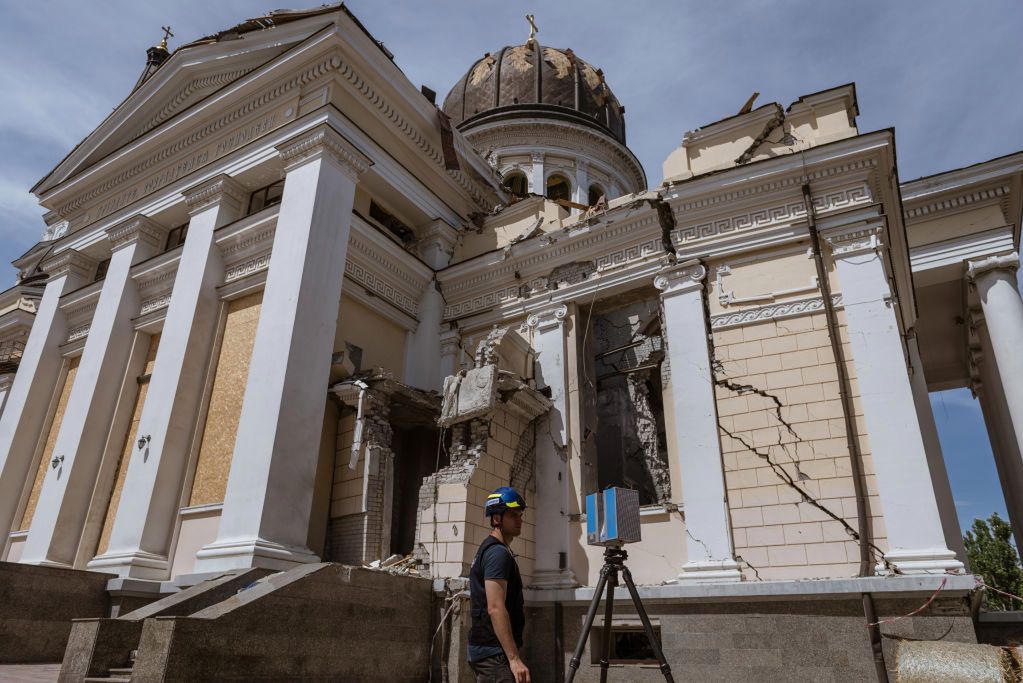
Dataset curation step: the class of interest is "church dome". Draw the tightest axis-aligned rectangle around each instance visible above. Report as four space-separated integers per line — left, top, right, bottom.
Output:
442 42 627 144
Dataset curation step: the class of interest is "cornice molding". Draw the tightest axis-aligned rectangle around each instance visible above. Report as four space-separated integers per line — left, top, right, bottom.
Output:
967 251 1020 281
276 124 371 178
106 215 167 251
55 54 343 223
133 67 257 141
904 185 1009 220
42 249 96 281
182 174 247 214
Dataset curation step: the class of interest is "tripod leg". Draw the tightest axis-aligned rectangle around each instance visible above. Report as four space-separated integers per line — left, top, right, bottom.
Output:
565 565 610 683
598 567 618 683
621 566 676 683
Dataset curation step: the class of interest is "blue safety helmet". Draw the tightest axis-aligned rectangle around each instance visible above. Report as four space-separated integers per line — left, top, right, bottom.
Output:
485 486 527 518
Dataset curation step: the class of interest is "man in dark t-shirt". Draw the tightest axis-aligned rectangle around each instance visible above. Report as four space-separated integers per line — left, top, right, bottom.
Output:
468 486 529 683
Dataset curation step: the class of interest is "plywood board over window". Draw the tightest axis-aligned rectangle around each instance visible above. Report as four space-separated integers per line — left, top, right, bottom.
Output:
19 355 81 530
95 334 161 556
189 292 263 506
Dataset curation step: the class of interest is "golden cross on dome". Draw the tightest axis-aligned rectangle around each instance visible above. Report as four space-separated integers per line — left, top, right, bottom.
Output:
159 25 174 50
526 14 538 44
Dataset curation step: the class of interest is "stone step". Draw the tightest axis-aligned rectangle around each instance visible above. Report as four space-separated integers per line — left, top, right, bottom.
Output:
84 678 130 683
110 667 133 675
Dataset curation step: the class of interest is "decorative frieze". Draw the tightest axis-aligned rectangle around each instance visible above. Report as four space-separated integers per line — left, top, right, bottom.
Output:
224 253 272 283
673 186 870 245
344 259 418 317
710 294 843 330
133 67 257 140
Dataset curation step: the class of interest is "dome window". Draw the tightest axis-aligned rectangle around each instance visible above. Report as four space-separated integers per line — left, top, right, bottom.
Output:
503 171 528 198
546 174 571 202
588 184 606 206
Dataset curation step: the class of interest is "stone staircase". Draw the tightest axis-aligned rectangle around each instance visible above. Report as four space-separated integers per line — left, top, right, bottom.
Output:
60 563 435 682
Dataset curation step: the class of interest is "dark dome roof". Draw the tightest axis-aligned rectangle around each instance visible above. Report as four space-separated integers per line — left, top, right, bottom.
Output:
442 43 626 144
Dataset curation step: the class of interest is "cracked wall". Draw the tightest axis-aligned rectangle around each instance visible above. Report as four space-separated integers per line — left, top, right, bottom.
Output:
712 308 888 581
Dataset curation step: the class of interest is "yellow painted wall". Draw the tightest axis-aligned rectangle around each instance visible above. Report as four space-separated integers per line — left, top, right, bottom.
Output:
19 355 80 530
189 292 262 506
96 334 161 556
336 297 406 377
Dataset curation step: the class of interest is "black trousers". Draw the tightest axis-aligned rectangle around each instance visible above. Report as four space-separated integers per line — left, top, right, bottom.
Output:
469 652 515 683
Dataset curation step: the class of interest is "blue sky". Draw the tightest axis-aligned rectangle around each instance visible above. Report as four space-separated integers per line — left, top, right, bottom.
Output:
2 1 1021 534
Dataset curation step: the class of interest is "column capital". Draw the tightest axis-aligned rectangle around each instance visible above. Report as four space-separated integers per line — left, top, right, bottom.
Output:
41 249 96 282
276 124 372 179
106 215 167 252
439 327 461 355
822 223 884 257
182 174 247 215
523 303 569 333
967 252 1020 281
654 258 706 297
417 220 459 269
530 151 545 164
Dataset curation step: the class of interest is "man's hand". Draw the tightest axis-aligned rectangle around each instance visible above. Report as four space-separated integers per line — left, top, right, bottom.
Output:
508 654 531 683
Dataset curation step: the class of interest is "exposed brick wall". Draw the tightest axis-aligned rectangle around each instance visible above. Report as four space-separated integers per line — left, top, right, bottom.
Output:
417 406 538 582
712 311 887 580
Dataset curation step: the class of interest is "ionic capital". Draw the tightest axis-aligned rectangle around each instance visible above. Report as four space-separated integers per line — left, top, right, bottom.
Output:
967 252 1020 282
417 220 459 269
276 124 371 179
106 215 167 251
822 224 885 258
182 174 247 215
523 304 569 333
654 258 706 297
41 249 96 282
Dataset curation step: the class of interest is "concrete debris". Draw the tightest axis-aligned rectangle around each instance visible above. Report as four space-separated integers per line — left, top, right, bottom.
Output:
367 553 420 576
440 365 498 427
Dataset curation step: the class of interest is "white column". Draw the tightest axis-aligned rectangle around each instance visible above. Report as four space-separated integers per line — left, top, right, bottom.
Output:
906 335 966 563
0 250 94 543
405 221 458 392
655 260 742 583
524 303 578 588
824 224 962 574
972 303 1023 547
90 175 245 578
969 253 1023 461
530 152 544 196
439 328 460 384
195 124 370 572
573 160 588 208
21 217 165 567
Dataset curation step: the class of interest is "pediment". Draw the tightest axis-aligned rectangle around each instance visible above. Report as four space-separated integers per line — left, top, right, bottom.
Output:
34 16 335 195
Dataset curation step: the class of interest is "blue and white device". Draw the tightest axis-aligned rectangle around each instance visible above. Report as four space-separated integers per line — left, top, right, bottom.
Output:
586 487 642 547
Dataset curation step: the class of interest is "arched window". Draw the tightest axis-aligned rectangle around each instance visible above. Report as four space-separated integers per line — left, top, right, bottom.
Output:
502 171 528 198
545 174 571 202
588 184 606 206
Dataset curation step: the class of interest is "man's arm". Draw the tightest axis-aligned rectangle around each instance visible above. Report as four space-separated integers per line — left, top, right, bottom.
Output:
485 578 530 683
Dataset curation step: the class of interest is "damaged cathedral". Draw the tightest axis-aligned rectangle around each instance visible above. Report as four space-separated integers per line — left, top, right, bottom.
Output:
3 5 1023 681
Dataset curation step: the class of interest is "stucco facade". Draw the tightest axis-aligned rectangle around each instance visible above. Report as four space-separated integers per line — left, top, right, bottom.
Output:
1 4 1023 679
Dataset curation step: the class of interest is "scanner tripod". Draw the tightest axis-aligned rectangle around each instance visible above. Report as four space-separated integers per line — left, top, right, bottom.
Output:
565 545 675 683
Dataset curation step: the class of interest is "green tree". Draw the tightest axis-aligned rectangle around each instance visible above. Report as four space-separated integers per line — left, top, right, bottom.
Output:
964 512 1023 611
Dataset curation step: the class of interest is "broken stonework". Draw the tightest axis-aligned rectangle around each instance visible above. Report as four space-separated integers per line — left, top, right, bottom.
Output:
590 295 672 504
416 329 551 579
